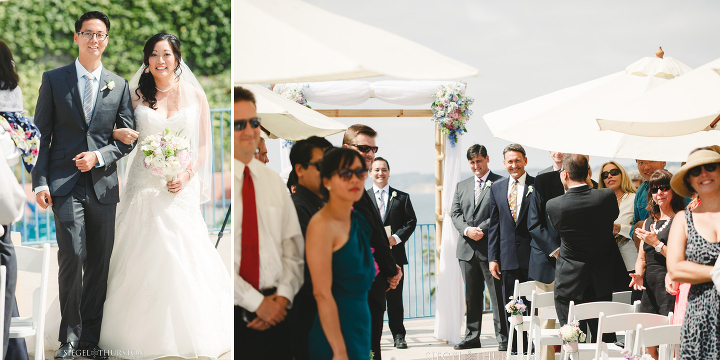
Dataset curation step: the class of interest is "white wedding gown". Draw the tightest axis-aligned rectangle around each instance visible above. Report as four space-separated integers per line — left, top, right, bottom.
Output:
45 103 232 359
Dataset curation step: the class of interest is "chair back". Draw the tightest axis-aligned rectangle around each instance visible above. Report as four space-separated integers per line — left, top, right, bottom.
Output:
611 290 632 304
11 244 50 360
517 280 537 298
632 324 681 360
568 301 637 322
595 312 671 360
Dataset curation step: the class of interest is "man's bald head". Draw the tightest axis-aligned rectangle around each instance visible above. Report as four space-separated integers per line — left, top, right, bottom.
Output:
562 154 589 182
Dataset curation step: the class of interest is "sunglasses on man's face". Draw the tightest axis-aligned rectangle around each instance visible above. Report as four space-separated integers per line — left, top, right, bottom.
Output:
349 144 379 154
650 185 671 194
234 118 261 131
601 168 621 179
335 168 368 181
688 163 719 177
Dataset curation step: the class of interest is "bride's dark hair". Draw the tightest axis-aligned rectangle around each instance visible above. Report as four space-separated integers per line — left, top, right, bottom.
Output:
135 32 183 110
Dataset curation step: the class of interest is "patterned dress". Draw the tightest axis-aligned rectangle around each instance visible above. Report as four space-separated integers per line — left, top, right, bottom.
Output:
680 210 720 358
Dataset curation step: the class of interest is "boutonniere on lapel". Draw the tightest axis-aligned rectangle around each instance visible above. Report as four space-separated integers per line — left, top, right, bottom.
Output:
100 79 115 91
485 180 492 189
526 185 534 197
391 191 397 200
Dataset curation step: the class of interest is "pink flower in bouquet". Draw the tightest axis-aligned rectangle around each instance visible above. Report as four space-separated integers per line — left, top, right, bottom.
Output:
443 98 450 105
176 150 191 167
453 95 459 102
438 104 445 110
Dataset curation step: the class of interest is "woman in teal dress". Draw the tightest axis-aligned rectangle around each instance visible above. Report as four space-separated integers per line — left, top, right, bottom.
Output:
306 148 375 360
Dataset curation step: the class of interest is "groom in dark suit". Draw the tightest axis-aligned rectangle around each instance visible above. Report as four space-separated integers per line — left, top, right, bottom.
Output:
451 144 508 350
367 157 417 350
487 144 534 352
546 155 619 342
31 11 135 359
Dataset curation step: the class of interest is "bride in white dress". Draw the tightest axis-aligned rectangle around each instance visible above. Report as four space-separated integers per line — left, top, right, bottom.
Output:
45 33 232 359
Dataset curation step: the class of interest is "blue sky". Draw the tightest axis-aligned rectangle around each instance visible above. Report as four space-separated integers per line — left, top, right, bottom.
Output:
264 0 720 175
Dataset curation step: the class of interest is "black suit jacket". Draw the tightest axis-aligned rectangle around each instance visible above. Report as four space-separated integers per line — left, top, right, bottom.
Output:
527 171 565 284
354 191 398 307
367 187 417 265
488 175 535 271
291 184 325 299
31 63 135 204
451 172 505 261
546 185 619 299
537 166 556 175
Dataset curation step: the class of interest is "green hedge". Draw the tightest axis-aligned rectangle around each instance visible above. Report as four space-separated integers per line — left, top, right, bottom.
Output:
0 0 230 113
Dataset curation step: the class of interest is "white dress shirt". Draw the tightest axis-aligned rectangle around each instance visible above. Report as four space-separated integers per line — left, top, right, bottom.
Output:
507 172 527 217
34 59 104 194
463 171 491 237
617 192 638 270
372 184 401 245
234 158 304 311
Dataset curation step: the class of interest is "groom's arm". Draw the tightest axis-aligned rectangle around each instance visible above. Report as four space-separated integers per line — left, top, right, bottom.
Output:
96 78 136 169
31 72 54 193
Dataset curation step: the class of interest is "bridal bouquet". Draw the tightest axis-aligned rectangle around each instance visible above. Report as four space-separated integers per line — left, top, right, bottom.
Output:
559 321 586 352
139 128 191 181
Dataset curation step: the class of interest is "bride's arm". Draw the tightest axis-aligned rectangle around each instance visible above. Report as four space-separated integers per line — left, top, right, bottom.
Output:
306 215 348 359
112 128 139 145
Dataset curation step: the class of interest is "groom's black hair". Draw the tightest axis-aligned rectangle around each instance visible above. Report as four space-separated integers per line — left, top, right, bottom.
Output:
75 11 110 33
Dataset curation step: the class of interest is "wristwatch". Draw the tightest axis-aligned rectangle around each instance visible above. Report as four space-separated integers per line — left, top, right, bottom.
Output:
654 243 664 253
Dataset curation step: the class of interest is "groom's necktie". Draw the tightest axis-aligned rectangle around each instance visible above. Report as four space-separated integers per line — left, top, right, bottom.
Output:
508 179 518 222
239 166 260 290
82 73 95 125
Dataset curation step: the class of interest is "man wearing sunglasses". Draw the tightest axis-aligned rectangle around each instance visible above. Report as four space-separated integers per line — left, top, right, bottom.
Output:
286 136 332 360
342 124 401 360
234 87 304 359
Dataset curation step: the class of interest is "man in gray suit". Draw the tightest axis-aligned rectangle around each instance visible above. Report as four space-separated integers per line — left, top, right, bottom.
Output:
451 144 508 350
31 11 135 360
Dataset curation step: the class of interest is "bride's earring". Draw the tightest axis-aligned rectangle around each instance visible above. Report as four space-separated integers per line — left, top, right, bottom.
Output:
144 67 150 74
327 187 331 191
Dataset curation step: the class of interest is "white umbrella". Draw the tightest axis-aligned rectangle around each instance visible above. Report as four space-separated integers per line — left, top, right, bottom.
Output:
232 0 480 84
482 51 715 161
242 84 347 141
597 57 720 137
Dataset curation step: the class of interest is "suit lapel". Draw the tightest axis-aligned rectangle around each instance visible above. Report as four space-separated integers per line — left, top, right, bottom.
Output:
473 173 493 213
384 187 395 221
65 66 86 128
367 188 378 209
497 178 515 220
89 69 110 128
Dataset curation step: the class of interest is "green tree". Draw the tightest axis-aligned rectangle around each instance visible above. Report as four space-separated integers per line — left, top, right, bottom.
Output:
0 0 231 112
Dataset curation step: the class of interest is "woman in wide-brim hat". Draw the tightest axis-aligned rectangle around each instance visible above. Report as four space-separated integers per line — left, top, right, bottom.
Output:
666 147 720 358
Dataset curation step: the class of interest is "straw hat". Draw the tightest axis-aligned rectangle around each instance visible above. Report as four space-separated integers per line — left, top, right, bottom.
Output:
671 149 720 197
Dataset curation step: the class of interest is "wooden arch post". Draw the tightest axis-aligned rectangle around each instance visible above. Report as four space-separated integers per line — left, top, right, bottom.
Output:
434 126 445 286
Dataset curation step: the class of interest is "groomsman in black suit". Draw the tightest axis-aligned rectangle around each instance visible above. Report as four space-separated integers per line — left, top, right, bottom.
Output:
546 154 620 342
451 144 508 350
368 157 417 350
287 136 333 360
488 144 534 353
342 124 402 360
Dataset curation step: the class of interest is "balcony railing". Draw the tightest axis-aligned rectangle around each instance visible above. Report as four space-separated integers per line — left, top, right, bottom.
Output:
11 109 231 244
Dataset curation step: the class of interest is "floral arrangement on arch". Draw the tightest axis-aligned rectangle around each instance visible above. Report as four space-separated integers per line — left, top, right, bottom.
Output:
431 83 474 147
273 83 311 108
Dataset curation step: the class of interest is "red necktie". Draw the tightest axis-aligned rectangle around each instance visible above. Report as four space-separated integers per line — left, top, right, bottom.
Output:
239 165 260 290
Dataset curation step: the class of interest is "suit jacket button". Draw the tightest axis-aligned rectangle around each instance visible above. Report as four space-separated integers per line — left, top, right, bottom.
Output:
516 242 520 246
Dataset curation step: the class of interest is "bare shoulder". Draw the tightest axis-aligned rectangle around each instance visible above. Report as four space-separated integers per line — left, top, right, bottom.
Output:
130 87 144 108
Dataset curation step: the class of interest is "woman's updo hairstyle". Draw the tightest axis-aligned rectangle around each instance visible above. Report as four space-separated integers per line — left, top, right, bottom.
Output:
135 32 182 110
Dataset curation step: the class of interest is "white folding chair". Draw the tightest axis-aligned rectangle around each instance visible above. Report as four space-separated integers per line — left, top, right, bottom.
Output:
632 324 681 360
593 312 671 360
611 291 632 305
562 300 639 360
507 280 536 359
528 290 562 360
10 244 50 360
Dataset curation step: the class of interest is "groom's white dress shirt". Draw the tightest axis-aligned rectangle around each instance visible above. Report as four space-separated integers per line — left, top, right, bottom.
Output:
235 158 304 311
33 59 105 194
372 184 401 245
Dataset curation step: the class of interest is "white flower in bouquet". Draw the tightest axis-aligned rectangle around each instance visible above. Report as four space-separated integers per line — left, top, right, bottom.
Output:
140 128 192 181
558 321 586 343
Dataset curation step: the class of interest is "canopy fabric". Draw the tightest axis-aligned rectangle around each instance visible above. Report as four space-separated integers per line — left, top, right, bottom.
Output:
275 81 466 106
242 84 347 141
482 56 716 161
233 0 480 84
597 57 720 137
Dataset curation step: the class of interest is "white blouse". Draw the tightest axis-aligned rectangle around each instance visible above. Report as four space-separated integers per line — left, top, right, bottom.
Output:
617 192 638 271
